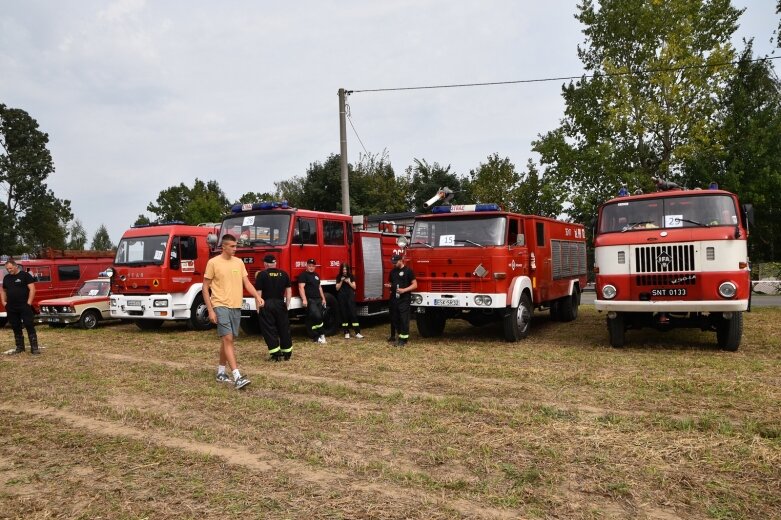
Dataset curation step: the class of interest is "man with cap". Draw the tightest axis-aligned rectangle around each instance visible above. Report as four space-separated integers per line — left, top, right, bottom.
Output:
298 259 327 344
388 253 417 347
255 254 293 361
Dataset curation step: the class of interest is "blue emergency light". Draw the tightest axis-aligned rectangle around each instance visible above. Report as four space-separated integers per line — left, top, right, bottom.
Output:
709 181 719 190
230 200 289 213
431 203 501 213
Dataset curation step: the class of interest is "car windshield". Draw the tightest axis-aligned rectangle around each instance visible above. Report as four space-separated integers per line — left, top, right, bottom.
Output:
220 213 292 246
410 216 506 247
114 235 169 265
598 194 738 234
77 280 110 296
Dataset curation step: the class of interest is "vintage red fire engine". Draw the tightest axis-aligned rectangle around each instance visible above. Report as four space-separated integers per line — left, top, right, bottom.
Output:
406 192 588 341
593 181 753 350
218 201 405 334
107 222 218 330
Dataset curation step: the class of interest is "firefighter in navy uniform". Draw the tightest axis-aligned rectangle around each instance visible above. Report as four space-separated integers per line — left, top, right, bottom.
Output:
297 259 327 344
254 254 293 361
388 254 417 347
1 259 40 355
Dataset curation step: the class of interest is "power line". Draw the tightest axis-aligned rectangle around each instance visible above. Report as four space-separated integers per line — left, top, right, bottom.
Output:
345 103 370 156
348 56 780 94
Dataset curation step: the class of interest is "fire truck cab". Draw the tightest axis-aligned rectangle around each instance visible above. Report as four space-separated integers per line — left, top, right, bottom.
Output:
218 201 404 334
108 222 218 330
593 186 752 350
406 203 588 341
0 249 114 327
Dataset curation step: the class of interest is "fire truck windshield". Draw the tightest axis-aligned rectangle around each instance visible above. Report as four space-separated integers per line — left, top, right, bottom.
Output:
410 216 506 248
598 194 738 234
220 213 291 246
114 235 169 266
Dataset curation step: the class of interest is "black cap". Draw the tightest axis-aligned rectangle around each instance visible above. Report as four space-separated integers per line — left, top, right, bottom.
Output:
306 258 317 265
263 254 276 264
391 254 402 263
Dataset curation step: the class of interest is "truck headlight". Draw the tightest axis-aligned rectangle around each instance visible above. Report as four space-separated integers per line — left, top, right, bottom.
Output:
718 281 737 298
411 294 423 304
153 299 168 308
601 284 617 299
474 295 484 305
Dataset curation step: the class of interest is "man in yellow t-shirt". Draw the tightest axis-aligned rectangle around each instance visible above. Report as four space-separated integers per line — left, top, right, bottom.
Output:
202 234 264 390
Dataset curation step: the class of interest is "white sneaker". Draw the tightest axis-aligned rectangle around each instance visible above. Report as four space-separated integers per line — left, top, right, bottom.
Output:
318 335 327 344
355 333 364 339
344 333 350 339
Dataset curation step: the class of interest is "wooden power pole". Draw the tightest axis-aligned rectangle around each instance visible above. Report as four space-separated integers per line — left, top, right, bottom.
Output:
338 88 350 216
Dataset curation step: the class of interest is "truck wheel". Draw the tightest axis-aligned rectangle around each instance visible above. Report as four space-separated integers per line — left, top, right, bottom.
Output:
240 312 261 335
188 295 212 331
79 310 100 330
321 293 340 336
717 312 742 351
607 313 625 348
558 288 580 322
416 310 446 337
135 319 164 331
503 292 532 342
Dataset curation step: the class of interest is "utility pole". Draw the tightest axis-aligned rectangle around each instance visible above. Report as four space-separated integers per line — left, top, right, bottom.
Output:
338 88 350 216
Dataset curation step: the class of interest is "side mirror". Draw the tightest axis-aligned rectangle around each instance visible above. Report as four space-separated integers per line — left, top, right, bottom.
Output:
516 234 525 246
206 233 218 247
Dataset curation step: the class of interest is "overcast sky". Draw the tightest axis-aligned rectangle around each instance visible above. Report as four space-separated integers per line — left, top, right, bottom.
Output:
1 0 778 243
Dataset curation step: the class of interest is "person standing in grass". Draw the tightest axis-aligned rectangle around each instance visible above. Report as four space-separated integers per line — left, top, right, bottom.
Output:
255 254 293 361
203 234 263 389
298 258 327 344
388 254 416 347
1 259 40 355
336 262 362 339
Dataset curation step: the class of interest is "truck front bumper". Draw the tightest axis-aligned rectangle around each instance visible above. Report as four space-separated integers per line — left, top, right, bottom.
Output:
595 299 749 312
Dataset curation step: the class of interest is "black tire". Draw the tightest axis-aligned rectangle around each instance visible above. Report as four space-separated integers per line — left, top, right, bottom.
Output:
135 319 164 331
321 293 340 336
240 312 261 335
416 309 446 337
79 309 101 330
717 312 742 351
558 288 580 322
549 300 561 321
188 295 212 331
607 313 625 348
503 292 532 342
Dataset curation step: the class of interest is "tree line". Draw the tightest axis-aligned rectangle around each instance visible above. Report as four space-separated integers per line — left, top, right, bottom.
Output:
3 0 781 261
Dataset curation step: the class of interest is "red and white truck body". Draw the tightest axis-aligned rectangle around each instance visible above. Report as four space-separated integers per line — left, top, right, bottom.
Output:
406 203 588 341
593 187 752 350
217 202 405 334
108 223 218 330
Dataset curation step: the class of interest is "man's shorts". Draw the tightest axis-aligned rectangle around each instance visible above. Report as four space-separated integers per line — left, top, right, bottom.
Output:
215 307 241 337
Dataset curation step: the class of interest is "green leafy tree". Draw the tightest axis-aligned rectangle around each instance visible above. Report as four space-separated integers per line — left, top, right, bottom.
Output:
533 0 742 225
236 191 275 204
146 179 229 224
0 104 72 254
468 154 521 209
350 151 410 215
90 224 114 251
515 160 565 218
133 214 151 226
67 218 88 250
404 158 471 210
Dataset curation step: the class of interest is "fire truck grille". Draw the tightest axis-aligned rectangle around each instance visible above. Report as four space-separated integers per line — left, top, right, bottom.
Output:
430 280 472 292
635 274 697 286
633 244 696 273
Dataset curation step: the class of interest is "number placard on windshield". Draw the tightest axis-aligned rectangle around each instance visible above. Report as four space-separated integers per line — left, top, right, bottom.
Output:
242 216 255 226
665 215 683 228
439 234 455 246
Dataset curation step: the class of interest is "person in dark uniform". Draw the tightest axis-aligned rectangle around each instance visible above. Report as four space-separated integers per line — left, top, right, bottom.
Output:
1 259 40 355
336 262 362 339
388 254 417 347
298 259 327 344
255 254 293 361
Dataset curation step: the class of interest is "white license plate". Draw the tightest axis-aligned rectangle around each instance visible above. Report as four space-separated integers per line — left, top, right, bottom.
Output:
433 298 460 306
241 301 251 310
127 300 142 306
651 288 687 297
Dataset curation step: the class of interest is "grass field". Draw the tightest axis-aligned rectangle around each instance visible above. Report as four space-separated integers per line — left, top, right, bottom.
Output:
2 306 780 519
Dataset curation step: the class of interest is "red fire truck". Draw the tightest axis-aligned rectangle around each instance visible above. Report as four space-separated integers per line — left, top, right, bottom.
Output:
0 249 114 327
405 202 588 341
593 183 752 350
217 201 405 334
107 222 218 330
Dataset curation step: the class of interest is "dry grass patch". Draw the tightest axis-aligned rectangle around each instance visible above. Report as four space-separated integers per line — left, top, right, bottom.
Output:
1 306 780 519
